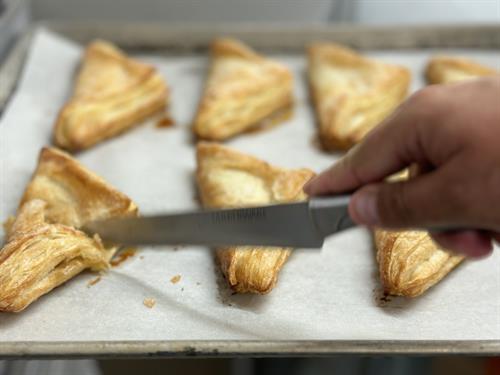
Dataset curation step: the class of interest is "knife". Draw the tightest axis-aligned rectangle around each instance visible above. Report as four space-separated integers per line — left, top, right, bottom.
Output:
83 195 355 248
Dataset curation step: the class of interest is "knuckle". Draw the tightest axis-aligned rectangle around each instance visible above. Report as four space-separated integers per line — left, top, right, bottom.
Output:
409 86 434 106
344 154 361 184
338 148 364 186
408 86 445 119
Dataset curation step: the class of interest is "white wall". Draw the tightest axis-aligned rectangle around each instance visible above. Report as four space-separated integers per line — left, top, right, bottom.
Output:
353 0 500 24
32 0 337 23
31 0 500 24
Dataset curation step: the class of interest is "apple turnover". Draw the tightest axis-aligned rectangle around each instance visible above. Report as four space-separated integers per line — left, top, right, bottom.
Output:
374 230 464 297
193 38 293 141
54 40 169 151
0 147 138 312
373 171 464 297
308 43 410 150
426 56 497 84
196 143 314 294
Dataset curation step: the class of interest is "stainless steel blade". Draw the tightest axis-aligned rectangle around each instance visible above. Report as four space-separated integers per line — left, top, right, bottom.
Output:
83 201 326 248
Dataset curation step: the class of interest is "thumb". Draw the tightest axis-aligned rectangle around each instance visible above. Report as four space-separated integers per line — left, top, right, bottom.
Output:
349 171 454 229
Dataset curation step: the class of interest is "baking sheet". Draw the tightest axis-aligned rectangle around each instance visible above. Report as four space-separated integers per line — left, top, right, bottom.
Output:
0 28 499 345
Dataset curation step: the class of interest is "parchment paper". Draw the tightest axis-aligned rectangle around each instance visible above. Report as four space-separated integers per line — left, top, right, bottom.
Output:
0 28 499 342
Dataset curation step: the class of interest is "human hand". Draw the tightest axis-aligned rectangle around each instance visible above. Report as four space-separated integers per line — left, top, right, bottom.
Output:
304 77 500 258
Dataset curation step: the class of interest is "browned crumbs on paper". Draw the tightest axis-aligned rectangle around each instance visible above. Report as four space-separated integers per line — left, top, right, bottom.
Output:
156 115 175 128
110 248 137 267
380 293 392 303
170 274 182 284
143 298 156 309
139 256 144 260
372 287 393 306
87 276 102 287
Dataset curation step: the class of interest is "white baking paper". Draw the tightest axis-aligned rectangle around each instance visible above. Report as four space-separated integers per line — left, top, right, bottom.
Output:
0 28 499 343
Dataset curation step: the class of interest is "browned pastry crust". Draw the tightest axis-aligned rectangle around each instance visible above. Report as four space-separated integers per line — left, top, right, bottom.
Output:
425 56 498 85
196 143 314 294
374 230 464 297
0 200 109 312
307 43 410 150
0 147 138 312
20 147 138 228
373 170 464 297
193 38 293 141
54 40 169 151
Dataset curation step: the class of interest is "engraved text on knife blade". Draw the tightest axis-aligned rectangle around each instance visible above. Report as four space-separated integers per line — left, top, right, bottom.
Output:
210 207 266 223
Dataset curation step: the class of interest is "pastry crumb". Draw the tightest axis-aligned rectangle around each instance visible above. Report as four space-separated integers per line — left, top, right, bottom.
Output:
139 256 144 260
170 274 181 284
156 115 175 128
196 282 201 286
378 292 393 305
110 248 136 267
372 287 393 307
87 276 102 287
143 298 156 308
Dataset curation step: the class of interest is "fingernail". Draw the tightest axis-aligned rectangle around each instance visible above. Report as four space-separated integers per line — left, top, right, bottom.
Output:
353 188 379 225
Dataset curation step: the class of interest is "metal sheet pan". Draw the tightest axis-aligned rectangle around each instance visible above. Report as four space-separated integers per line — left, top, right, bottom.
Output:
2 22 500 112
0 23 499 357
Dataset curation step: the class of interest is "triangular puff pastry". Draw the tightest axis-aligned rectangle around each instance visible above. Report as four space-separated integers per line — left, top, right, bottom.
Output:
196 143 314 293
308 43 410 150
374 230 464 297
0 147 138 312
193 38 293 141
54 40 169 151
373 171 464 297
426 56 497 85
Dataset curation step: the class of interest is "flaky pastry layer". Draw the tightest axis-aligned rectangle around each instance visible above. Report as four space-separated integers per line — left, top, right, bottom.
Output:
374 230 464 297
0 200 110 312
20 147 138 228
54 40 169 151
425 56 497 85
308 42 410 150
196 142 314 294
0 148 137 312
194 38 293 141
373 170 464 297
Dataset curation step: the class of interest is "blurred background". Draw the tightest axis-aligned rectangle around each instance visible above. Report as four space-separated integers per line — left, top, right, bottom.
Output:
2 0 500 62
1 0 499 374
25 0 500 24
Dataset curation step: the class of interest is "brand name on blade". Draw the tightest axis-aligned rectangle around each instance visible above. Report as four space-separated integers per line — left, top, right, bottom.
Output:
211 208 266 223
